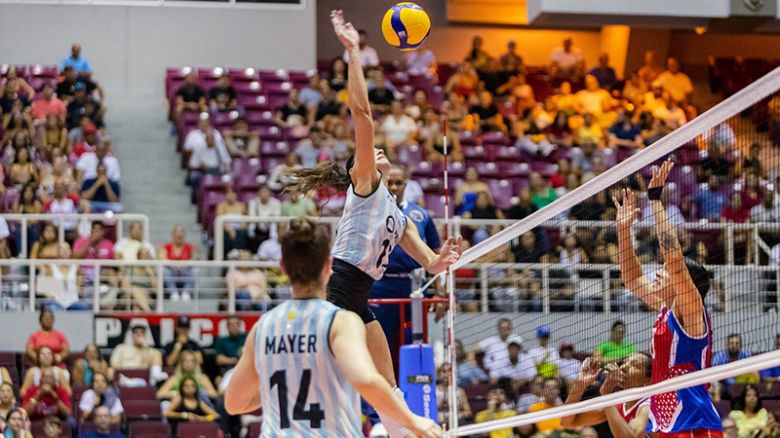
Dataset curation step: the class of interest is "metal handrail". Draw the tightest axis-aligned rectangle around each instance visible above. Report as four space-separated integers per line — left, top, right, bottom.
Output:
1 258 777 314
0 213 151 258
214 214 780 263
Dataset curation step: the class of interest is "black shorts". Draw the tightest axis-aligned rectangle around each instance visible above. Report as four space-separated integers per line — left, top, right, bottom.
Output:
327 258 376 324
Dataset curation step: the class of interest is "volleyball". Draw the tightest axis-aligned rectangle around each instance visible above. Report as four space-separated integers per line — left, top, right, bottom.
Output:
381 2 431 51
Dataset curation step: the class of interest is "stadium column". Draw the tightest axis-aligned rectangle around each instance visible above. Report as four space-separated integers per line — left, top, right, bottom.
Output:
599 25 630 78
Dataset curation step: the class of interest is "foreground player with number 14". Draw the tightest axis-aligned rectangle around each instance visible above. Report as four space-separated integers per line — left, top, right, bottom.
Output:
614 159 722 437
224 218 442 437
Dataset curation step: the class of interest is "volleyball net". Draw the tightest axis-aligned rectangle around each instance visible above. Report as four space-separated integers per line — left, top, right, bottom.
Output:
437 67 780 436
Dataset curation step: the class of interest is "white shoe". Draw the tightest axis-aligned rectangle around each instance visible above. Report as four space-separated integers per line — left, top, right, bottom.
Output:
182 292 192 301
369 423 389 438
171 292 180 301
378 387 413 438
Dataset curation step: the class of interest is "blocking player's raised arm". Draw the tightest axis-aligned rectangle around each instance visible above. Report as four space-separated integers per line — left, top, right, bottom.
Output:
225 324 261 415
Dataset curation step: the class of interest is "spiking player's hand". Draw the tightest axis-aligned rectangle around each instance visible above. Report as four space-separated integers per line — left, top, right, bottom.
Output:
426 236 463 275
612 188 639 229
330 10 359 51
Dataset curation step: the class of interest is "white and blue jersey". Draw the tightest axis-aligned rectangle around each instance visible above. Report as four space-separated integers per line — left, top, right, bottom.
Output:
254 299 361 437
332 182 408 280
383 201 441 276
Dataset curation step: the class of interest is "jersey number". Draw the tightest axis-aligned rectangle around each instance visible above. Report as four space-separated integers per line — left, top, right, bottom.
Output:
269 369 325 429
376 239 392 269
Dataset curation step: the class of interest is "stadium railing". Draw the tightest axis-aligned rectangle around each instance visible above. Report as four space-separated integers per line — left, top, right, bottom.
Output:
214 214 780 266
2 213 151 258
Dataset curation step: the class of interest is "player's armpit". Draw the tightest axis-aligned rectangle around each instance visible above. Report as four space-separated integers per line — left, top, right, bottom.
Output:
225 324 262 415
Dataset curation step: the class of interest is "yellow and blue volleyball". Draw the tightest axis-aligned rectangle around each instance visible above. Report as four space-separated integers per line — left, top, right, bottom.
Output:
381 2 431 51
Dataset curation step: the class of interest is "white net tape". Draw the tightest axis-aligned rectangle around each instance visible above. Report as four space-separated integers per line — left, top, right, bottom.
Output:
453 350 780 436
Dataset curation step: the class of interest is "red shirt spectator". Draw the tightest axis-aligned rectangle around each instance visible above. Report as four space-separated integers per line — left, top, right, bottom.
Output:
71 122 98 159
722 193 750 223
25 309 70 364
31 83 66 120
22 368 72 421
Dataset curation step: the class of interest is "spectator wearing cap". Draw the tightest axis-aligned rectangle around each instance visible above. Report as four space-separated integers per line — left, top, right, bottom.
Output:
61 43 91 74
595 320 635 363
163 316 204 367
214 316 247 375
31 82 66 120
489 336 536 385
66 81 104 131
109 325 163 370
528 327 560 378
71 121 99 159
555 344 581 383
454 340 488 386
81 405 125 438
478 318 518 378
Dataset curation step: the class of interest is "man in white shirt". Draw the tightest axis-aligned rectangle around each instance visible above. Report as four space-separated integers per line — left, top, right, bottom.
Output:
555 343 581 383
186 124 231 202
652 93 688 129
247 185 282 242
478 318 522 377
751 190 780 223
527 326 560 373
404 49 436 76
550 37 584 80
342 29 379 68
75 141 121 183
489 336 536 383
575 74 611 116
652 57 693 103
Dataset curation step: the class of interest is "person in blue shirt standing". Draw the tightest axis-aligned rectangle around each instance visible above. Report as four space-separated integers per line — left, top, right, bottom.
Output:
61 43 91 74
365 165 442 437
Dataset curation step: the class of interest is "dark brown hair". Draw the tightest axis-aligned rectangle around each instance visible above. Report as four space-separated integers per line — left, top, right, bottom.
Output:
284 156 354 196
281 217 331 287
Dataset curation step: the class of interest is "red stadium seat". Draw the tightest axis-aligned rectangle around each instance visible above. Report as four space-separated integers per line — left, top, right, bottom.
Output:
120 386 157 401
124 400 163 421
177 422 222 438
129 421 171 438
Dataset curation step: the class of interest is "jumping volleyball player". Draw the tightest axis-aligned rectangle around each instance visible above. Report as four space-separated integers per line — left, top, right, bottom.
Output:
224 217 442 437
614 158 722 437
284 10 462 438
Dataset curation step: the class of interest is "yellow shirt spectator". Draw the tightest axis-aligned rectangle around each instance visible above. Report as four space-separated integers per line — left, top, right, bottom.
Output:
475 408 517 438
529 401 562 433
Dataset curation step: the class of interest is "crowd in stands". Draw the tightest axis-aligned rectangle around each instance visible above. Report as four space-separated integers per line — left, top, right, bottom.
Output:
0 309 253 437
447 319 780 438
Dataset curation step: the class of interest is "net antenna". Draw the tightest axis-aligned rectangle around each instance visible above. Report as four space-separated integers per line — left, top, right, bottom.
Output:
451 67 780 271
446 65 780 435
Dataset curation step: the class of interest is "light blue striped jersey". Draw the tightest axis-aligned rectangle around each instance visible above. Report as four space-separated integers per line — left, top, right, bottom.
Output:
254 299 361 437
332 183 408 280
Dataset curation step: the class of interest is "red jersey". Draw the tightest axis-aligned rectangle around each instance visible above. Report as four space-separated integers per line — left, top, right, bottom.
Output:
617 397 650 425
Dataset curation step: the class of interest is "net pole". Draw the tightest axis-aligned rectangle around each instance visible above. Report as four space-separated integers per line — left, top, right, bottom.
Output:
450 66 780 270
445 268 458 434
454 350 780 436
